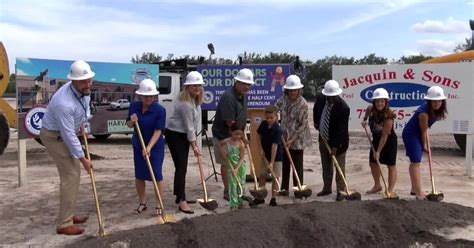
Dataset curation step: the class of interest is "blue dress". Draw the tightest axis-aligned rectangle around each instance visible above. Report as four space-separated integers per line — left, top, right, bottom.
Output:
128 101 166 181
402 103 437 163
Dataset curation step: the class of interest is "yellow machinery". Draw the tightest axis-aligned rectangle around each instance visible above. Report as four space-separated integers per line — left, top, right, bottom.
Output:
0 42 16 154
0 42 16 128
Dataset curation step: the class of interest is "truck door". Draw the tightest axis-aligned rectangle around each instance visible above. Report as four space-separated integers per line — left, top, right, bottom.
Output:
158 73 180 125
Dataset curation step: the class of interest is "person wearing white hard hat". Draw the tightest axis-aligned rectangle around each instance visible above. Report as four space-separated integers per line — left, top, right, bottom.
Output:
313 80 350 201
274 75 311 198
361 88 398 196
164 71 205 214
40 60 95 235
126 79 167 216
212 68 254 202
402 85 447 200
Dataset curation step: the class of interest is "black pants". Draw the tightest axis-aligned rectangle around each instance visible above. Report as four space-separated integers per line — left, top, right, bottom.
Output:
165 129 190 203
281 149 304 191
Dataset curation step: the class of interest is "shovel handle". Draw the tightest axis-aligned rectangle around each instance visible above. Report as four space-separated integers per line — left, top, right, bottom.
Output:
362 125 389 195
196 156 209 202
260 154 281 190
281 136 303 190
241 136 259 189
226 160 244 197
82 131 106 236
321 139 351 195
135 122 168 216
426 130 437 194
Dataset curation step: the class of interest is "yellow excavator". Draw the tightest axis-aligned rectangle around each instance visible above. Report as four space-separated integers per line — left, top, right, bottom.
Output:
0 42 15 155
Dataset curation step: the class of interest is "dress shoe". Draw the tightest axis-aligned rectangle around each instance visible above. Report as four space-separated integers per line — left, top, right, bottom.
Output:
269 198 277 207
336 193 345 201
316 190 332 197
72 216 89 224
277 189 289 196
57 225 84 235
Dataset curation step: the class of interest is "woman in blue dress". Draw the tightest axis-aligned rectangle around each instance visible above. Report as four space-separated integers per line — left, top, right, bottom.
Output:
402 86 447 200
126 79 166 215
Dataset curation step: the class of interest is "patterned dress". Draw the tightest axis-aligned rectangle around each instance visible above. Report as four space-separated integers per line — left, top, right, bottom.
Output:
226 143 247 209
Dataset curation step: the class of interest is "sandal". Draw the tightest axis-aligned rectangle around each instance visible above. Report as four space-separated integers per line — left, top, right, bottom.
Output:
135 203 147 214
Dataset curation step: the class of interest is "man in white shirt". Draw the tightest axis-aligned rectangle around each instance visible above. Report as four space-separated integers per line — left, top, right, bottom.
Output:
40 60 94 235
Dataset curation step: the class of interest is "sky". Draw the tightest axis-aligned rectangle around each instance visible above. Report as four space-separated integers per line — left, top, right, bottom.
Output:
1 0 473 72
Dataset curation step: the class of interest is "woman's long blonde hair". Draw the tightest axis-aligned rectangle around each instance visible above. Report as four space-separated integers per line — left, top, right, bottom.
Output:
178 85 204 106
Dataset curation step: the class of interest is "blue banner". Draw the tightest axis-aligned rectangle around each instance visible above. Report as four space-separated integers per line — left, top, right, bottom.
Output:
198 64 291 110
16 57 159 85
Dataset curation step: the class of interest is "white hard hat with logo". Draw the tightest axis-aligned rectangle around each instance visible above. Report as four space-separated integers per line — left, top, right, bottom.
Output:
234 68 255 85
183 71 204 86
372 88 390 100
424 86 447 100
67 60 95 80
135 79 159 96
322 80 342 96
283 75 304 90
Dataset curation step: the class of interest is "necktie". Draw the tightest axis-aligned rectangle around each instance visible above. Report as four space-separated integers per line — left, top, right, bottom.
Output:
321 103 333 142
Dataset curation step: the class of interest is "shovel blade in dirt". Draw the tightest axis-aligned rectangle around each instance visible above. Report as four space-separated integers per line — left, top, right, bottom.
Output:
339 190 361 201
249 187 268 200
156 214 177 224
382 191 399 200
292 185 312 199
427 192 444 202
197 198 218 211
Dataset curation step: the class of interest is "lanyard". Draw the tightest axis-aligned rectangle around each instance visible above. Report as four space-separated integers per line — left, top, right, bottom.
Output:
70 85 88 122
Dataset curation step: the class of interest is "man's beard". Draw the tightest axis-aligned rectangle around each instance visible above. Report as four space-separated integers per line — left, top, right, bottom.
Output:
81 90 91 96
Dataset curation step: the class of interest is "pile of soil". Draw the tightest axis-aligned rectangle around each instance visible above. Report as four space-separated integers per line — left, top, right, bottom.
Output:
70 200 474 248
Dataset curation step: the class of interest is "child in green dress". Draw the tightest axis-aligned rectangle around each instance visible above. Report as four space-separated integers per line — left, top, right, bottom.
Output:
219 122 247 209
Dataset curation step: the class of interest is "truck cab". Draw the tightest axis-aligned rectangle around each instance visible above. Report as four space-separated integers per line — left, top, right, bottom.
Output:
157 72 182 125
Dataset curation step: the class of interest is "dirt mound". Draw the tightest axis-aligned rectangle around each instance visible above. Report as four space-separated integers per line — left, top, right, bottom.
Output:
69 200 474 248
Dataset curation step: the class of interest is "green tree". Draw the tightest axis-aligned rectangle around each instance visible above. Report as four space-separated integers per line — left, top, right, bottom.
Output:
454 37 472 52
304 55 355 99
397 54 433 64
355 53 387 65
5 73 15 93
131 52 162 64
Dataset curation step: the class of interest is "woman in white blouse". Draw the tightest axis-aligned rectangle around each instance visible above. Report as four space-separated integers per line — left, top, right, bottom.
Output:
164 71 204 214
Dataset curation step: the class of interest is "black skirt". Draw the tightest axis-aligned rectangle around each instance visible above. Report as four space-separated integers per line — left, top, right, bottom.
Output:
369 132 397 166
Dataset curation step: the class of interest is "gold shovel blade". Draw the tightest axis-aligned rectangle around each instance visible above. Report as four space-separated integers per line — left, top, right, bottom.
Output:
155 214 177 224
292 185 308 191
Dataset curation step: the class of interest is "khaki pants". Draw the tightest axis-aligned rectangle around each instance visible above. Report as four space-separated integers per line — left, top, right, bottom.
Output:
212 137 226 165
40 128 81 229
319 141 346 192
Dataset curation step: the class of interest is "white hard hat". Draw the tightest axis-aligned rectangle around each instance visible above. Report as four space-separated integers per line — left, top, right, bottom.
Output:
183 71 204 86
372 88 389 100
321 80 342 96
67 60 95 80
135 79 159 96
234 68 254 85
424 86 447 100
283 75 304 90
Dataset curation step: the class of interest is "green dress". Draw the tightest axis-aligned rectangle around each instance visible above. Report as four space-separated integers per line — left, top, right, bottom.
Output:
226 143 247 209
